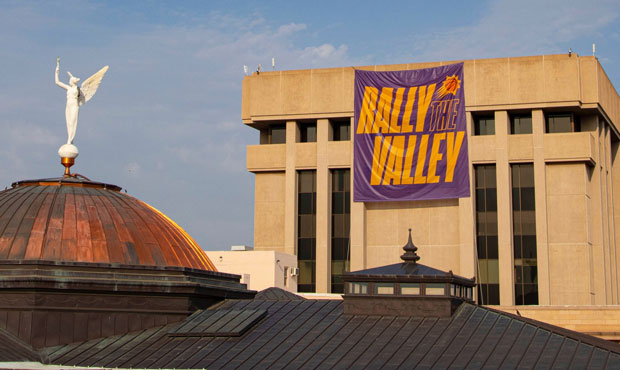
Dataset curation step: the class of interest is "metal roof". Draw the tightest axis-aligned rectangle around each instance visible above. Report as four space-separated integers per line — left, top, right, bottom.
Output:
346 261 466 277
41 290 620 369
0 328 43 363
0 179 216 270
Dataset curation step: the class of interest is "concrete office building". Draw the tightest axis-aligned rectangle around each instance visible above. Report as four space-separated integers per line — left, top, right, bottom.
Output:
242 54 620 323
205 249 298 293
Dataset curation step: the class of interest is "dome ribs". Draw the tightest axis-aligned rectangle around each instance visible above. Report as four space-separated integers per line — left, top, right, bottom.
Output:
87 188 125 264
60 186 78 262
107 192 166 266
0 180 217 271
120 197 188 268
41 186 65 260
99 193 139 265
24 187 56 259
116 192 210 270
133 197 215 270
152 212 197 268
73 187 93 262
143 203 204 269
104 191 155 266
7 185 47 260
0 186 34 258
82 188 108 263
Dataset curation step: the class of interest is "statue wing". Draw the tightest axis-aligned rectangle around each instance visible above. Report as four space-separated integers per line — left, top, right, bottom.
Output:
79 66 109 106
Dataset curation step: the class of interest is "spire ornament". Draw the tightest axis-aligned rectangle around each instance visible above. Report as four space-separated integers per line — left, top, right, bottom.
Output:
400 228 420 264
55 57 108 176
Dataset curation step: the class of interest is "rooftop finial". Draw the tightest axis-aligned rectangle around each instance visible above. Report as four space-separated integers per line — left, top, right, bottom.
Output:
400 228 420 264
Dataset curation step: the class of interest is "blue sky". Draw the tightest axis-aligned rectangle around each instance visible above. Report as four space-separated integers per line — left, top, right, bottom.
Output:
1 0 619 251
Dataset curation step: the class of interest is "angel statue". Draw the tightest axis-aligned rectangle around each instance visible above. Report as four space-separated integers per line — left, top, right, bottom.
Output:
55 57 109 145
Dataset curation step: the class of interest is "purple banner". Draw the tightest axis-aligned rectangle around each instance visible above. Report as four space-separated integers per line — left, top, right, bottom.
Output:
354 63 470 202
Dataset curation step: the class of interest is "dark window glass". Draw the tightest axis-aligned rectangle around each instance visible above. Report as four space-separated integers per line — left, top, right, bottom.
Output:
474 115 495 135
298 260 315 292
331 119 351 141
297 170 316 292
513 236 522 258
270 125 286 144
512 163 538 305
331 169 350 293
475 189 485 210
521 188 535 211
546 113 580 133
486 236 498 259
297 238 315 259
299 121 317 142
474 164 499 305
298 194 314 215
488 284 500 305
476 236 487 259
510 113 533 134
522 236 537 258
485 188 497 212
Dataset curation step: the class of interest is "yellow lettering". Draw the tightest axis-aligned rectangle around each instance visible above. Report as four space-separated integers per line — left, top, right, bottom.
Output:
414 134 429 184
389 88 405 133
401 87 417 133
429 101 441 132
356 86 378 134
429 99 461 132
416 84 436 132
427 133 446 184
401 135 417 185
445 131 465 182
371 136 392 185
447 99 460 130
382 136 405 185
373 88 393 134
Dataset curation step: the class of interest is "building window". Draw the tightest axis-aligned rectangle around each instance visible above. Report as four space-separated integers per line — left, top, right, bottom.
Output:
374 283 394 295
510 113 532 134
260 124 286 144
400 283 420 295
331 169 350 293
330 119 350 141
425 283 446 296
474 165 499 305
348 282 368 294
546 113 580 133
474 115 495 135
299 121 317 142
512 163 538 305
297 170 316 292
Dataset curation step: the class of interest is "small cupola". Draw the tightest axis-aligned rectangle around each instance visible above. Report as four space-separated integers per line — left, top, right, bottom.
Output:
342 229 475 317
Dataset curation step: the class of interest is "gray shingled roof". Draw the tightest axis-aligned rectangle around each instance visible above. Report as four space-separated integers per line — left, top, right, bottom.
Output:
253 286 305 301
41 292 620 369
0 328 44 363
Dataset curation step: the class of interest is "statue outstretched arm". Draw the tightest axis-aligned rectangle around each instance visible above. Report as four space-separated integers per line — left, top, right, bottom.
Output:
55 57 69 90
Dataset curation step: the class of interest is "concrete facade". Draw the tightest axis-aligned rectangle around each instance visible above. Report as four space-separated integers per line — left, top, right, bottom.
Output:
206 250 298 293
242 54 620 330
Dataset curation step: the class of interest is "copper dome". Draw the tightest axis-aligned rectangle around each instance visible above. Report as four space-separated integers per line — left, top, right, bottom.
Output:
0 177 217 271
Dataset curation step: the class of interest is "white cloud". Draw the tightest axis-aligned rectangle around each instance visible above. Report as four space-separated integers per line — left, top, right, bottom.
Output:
406 0 619 62
298 44 349 66
276 23 307 36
